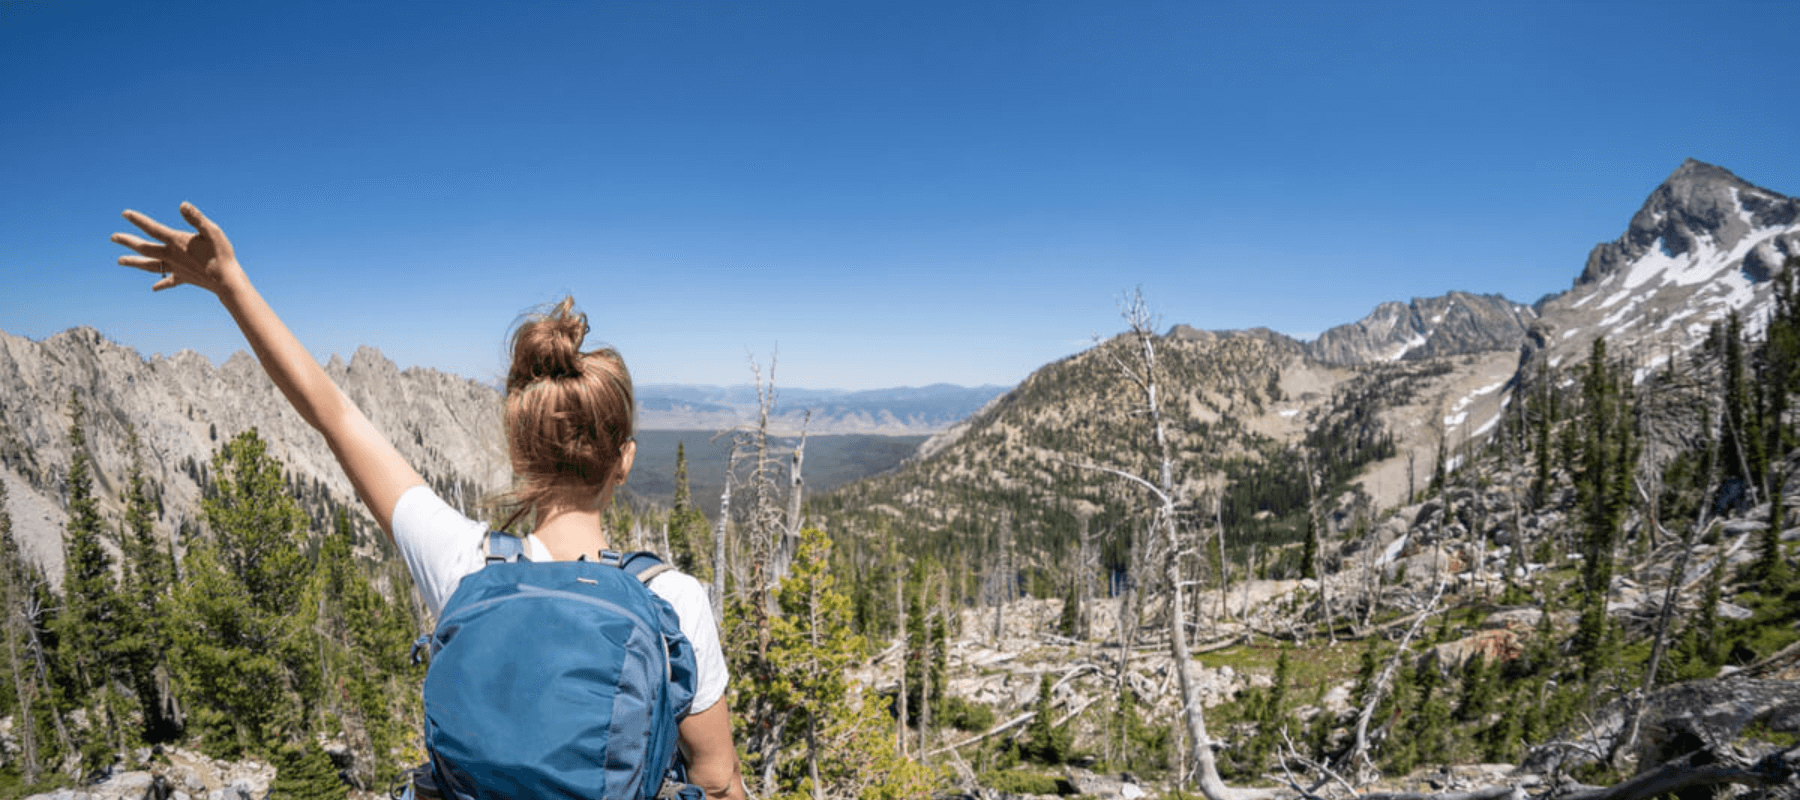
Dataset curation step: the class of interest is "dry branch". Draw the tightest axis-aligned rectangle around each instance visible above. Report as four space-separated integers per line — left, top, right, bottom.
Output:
1343 579 1447 783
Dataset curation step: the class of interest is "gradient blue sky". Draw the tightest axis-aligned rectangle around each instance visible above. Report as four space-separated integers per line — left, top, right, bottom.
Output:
4 1 1797 390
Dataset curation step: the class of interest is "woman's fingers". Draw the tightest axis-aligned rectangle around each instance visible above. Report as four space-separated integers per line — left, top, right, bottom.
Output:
122 209 187 244
117 254 164 272
180 203 214 236
110 232 167 257
179 202 234 260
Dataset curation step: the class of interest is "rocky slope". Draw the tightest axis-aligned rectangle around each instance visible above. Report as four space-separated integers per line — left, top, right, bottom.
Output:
0 328 508 585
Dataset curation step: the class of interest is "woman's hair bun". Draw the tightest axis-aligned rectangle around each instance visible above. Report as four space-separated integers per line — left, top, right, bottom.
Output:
507 296 589 392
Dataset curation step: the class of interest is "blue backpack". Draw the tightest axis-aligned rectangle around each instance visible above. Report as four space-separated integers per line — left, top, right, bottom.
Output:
411 533 700 800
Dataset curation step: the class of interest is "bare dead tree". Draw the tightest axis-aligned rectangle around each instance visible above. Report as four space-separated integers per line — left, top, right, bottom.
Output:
772 410 811 583
992 510 1012 641
1076 288 1275 800
1215 489 1233 623
1616 398 1725 766
786 411 809 540
710 442 738 623
4 602 35 783
1343 579 1446 785
1299 444 1336 643
1077 512 1095 638
22 583 73 764
895 567 908 759
745 355 787 594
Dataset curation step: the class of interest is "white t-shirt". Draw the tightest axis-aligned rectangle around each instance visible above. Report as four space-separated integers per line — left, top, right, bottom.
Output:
391 485 729 714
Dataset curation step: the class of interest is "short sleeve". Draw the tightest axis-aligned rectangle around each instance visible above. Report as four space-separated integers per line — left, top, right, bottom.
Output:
391 485 488 617
648 572 730 714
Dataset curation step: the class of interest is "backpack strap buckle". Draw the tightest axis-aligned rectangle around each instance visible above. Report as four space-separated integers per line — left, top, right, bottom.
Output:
483 531 526 563
610 550 675 584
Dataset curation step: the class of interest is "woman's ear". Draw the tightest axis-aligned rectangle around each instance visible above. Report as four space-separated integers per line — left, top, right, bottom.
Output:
616 439 637 485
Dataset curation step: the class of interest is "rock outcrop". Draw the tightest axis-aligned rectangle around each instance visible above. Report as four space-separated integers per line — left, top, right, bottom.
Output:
0 327 508 585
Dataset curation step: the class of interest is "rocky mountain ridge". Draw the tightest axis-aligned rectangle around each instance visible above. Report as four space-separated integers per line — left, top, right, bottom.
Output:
0 328 1003 585
0 327 508 586
1525 158 1800 381
1304 292 1538 366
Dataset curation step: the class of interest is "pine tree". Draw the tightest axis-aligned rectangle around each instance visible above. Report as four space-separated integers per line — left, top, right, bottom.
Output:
903 564 930 726
170 429 320 756
268 741 348 800
1721 312 1764 509
314 506 414 788
55 391 127 769
1531 366 1554 509
1757 259 1800 587
115 427 181 743
1572 338 1635 672
1058 580 1080 639
667 442 712 580
1429 434 1448 497
1300 513 1319 580
762 528 937 799
1023 672 1073 765
207 430 312 616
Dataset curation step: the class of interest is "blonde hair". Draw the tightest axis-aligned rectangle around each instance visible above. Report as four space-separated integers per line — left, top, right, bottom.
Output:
498 296 634 529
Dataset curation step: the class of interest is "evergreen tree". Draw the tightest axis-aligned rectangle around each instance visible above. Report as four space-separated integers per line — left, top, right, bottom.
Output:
206 430 310 616
268 741 348 800
1300 513 1319 580
1429 434 1448 497
1758 259 1800 587
314 506 415 788
1057 580 1080 639
1531 374 1554 509
1023 672 1073 765
667 442 712 580
763 528 936 799
115 427 181 743
1721 312 1764 509
1572 338 1635 671
170 429 320 756
54 392 126 769
902 564 931 726
1455 653 1496 723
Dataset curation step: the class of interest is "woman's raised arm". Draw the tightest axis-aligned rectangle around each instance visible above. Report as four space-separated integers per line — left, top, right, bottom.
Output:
112 203 424 537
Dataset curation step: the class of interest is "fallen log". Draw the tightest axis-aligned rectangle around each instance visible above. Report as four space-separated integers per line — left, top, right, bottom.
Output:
1555 746 1799 800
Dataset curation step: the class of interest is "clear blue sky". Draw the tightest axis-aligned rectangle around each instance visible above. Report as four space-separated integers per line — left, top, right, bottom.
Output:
3 1 1796 390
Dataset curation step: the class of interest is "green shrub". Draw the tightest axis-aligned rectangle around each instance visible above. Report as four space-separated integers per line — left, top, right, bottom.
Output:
943 695 997 732
979 768 1072 795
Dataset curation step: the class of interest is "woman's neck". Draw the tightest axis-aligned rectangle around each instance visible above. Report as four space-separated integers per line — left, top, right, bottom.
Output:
530 504 610 561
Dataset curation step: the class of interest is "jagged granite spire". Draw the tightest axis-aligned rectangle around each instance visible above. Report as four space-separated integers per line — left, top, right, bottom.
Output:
1578 159 1800 286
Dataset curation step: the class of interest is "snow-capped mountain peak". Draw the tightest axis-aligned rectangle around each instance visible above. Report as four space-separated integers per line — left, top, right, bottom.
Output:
1528 159 1800 379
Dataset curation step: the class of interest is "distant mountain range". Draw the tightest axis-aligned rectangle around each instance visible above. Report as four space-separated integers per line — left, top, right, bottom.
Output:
635 383 1010 435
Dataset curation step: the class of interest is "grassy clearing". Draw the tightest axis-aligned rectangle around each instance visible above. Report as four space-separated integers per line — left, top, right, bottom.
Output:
1198 639 1362 699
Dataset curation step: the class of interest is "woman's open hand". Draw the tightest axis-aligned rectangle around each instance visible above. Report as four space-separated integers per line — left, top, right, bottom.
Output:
112 202 240 295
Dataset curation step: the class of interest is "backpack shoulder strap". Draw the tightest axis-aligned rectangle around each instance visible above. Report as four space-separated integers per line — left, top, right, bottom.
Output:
601 549 675 585
483 531 528 563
